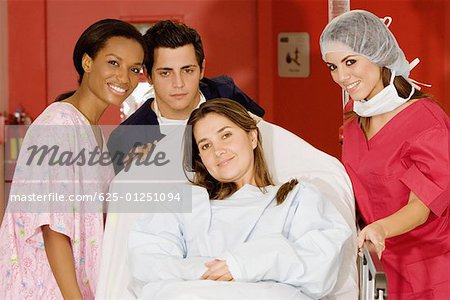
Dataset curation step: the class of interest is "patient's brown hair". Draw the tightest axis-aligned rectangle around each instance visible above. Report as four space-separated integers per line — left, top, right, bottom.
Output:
183 98 298 205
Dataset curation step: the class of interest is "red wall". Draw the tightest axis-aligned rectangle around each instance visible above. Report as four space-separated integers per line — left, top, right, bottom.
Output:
8 0 450 159
8 0 47 119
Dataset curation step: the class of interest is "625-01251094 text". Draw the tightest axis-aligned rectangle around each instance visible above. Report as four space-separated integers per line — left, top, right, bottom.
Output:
97 192 182 202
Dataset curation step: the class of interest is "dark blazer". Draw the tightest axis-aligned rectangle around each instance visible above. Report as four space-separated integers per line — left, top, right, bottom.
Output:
108 75 265 174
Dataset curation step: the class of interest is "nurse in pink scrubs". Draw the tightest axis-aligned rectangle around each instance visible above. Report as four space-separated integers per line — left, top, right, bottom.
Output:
320 10 450 299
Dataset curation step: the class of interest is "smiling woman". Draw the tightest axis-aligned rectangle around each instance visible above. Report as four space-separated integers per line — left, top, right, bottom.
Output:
59 23 145 123
0 19 145 300
193 112 258 189
80 36 143 108
324 51 383 102
320 10 450 299
184 99 268 200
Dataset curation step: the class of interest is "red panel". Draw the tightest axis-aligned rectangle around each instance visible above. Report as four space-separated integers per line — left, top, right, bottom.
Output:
257 0 275 121
8 0 47 120
272 0 342 157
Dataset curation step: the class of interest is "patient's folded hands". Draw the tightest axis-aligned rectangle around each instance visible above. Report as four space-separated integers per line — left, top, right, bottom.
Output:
201 259 234 281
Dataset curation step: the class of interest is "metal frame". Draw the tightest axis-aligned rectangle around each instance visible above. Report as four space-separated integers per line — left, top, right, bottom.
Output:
359 241 387 299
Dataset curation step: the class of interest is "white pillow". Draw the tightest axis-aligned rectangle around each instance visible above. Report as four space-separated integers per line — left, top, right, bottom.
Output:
257 119 357 300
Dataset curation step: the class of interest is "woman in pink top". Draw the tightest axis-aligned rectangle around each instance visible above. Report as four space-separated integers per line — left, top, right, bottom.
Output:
0 19 145 299
320 10 449 299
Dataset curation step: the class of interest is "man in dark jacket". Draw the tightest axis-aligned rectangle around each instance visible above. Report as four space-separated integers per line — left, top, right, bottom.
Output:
108 20 264 173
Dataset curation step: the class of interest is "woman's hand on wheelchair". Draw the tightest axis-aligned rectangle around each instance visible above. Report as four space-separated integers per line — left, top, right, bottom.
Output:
358 222 387 259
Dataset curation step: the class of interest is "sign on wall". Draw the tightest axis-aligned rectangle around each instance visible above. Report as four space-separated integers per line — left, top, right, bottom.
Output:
278 32 310 78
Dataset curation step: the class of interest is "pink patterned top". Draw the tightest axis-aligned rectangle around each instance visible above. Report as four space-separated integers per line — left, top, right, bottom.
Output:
0 102 114 299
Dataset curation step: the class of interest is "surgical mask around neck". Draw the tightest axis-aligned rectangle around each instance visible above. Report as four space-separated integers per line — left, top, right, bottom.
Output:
353 70 415 117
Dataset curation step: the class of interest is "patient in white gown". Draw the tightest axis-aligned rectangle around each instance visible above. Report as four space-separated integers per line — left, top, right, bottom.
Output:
128 99 351 300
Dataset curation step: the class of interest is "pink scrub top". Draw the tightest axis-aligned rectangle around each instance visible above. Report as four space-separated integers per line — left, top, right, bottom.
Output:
342 98 450 299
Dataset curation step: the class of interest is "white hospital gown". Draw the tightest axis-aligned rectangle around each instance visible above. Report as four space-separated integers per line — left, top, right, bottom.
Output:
128 182 351 300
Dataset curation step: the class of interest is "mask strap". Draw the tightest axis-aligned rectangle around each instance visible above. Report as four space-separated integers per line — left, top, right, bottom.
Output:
390 70 396 84
406 81 415 100
409 58 420 70
407 58 432 90
391 69 414 101
381 16 393 27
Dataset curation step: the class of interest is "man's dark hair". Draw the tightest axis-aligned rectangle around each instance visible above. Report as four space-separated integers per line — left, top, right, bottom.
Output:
143 20 204 75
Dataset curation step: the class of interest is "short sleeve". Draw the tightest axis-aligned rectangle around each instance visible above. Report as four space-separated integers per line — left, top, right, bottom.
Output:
9 123 77 245
7 104 98 245
400 127 450 216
